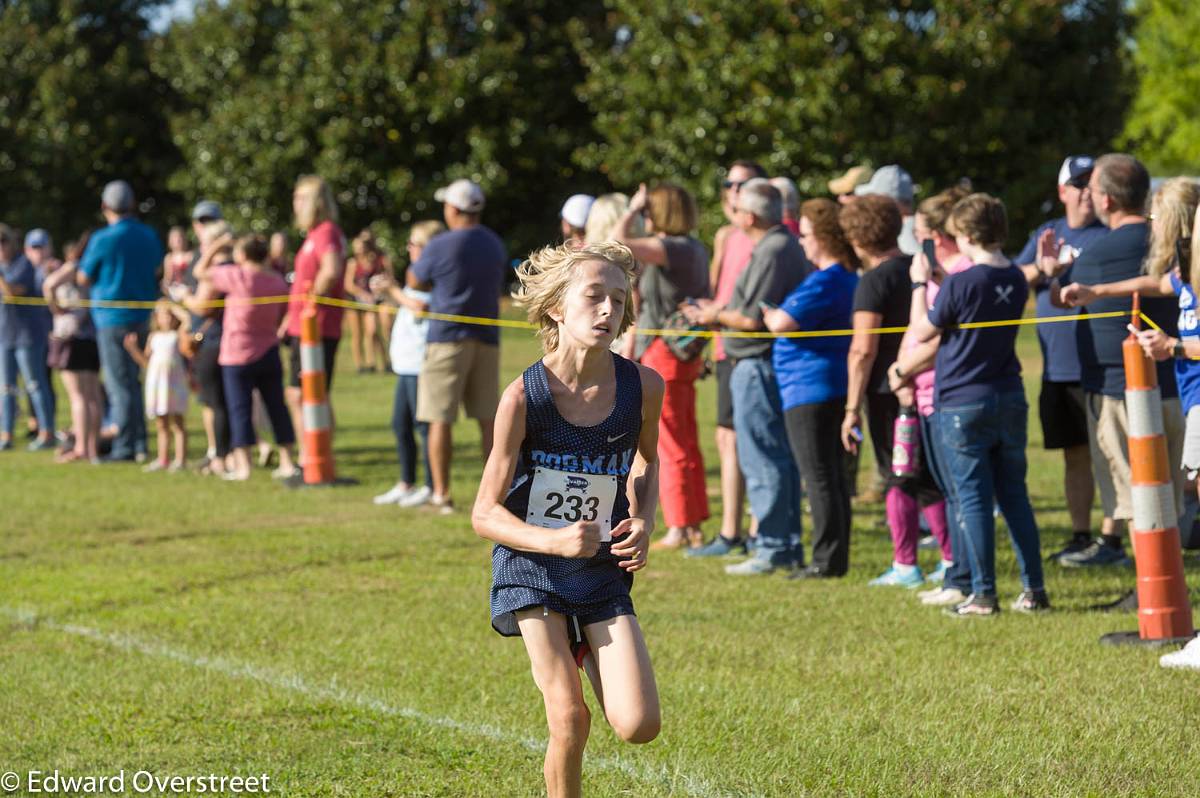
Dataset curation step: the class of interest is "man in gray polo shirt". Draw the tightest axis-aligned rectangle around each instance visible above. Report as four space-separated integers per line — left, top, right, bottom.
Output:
684 179 810 574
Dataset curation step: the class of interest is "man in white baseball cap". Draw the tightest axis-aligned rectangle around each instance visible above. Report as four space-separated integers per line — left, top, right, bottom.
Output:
559 194 594 246
409 177 506 513
433 178 486 214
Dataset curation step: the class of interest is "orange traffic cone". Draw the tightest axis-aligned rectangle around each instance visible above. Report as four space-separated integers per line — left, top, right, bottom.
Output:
299 302 336 485
1104 295 1194 645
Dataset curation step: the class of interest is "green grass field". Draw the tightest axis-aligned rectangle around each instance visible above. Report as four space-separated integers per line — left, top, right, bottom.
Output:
3 315 1199 797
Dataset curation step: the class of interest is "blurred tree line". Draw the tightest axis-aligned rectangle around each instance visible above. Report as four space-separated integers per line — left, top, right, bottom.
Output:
0 0 1189 262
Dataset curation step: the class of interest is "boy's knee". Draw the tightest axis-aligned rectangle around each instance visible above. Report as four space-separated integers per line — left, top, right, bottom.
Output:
546 696 590 743
610 708 660 744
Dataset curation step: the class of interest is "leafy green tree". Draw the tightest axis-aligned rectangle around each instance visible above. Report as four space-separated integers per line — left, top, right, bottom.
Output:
1121 0 1200 174
575 0 1131 244
153 0 609 259
0 0 181 245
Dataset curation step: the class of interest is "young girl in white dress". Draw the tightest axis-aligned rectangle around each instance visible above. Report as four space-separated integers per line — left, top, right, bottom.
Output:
125 300 190 472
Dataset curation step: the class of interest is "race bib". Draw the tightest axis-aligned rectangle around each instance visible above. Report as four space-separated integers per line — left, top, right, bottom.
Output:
526 467 619 542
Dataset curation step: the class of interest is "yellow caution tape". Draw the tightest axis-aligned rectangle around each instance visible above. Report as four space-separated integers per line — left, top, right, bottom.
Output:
0 291 1136 339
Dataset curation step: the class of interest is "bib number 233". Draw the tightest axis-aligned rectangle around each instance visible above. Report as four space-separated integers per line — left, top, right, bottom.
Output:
526 467 619 542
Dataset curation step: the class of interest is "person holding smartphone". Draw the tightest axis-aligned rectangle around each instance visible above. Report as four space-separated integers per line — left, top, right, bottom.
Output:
885 187 974 604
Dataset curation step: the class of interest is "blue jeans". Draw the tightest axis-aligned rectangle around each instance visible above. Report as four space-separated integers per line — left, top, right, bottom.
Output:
96 322 148 459
730 357 802 565
923 411 972 594
940 391 1044 597
0 340 55 438
392 374 430 487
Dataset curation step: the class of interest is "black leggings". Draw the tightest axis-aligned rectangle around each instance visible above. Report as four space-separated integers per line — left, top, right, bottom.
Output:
784 398 851 575
193 340 231 457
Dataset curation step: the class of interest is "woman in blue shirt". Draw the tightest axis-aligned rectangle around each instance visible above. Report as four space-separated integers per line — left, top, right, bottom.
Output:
763 199 859 576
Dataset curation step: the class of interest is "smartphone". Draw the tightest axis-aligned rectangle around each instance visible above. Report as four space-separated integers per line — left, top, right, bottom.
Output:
921 238 940 275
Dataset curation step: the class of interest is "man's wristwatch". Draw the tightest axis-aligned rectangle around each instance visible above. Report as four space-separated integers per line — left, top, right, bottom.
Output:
911 281 927 290
1174 340 1187 359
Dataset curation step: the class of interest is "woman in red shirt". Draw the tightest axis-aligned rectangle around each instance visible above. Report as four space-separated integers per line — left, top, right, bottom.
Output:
280 175 346 458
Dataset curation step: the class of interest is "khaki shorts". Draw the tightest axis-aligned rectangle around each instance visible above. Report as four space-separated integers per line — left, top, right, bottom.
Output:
416 339 500 424
1085 392 1184 521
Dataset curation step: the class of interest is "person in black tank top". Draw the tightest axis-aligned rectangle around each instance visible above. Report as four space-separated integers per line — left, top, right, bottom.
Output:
473 242 665 795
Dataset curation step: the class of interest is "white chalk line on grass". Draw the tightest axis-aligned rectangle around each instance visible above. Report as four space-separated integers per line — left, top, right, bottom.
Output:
2 606 750 798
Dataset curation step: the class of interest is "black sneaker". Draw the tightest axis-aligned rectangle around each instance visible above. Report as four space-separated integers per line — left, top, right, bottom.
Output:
1011 590 1051 613
1060 540 1132 568
1089 589 1138 613
1048 535 1094 562
944 593 999 617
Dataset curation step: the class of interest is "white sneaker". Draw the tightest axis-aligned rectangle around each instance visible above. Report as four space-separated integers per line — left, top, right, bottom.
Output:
916 585 944 600
398 485 433 508
374 483 413 505
1160 637 1200 670
920 587 969 607
426 492 454 515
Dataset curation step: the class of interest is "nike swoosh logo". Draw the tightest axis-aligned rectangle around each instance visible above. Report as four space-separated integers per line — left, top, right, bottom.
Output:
606 433 627 443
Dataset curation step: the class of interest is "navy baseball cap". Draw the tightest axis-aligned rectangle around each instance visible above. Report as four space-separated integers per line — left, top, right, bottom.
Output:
1058 156 1094 188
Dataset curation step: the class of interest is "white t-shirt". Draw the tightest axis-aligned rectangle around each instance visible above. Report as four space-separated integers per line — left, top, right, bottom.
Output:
899 215 919 256
390 288 431 376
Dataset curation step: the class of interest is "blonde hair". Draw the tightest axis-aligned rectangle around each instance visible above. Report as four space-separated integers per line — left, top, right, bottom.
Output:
514 242 637 353
152 299 184 331
409 220 446 250
947 193 1007 249
584 193 641 244
294 175 339 232
1146 177 1200 279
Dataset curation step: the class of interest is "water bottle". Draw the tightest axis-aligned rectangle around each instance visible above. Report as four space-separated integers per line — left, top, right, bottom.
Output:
891 406 920 478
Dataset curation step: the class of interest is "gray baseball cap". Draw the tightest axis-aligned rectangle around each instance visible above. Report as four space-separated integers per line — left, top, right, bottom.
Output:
101 180 136 213
855 164 915 204
24 229 50 249
191 200 223 222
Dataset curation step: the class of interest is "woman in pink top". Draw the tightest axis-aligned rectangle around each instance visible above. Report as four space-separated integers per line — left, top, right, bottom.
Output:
195 233 297 481
884 187 971 592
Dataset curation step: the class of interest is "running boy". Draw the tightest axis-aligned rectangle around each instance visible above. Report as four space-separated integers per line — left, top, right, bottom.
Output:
472 242 663 798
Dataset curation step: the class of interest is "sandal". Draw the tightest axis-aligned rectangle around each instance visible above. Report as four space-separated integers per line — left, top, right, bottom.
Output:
651 528 689 551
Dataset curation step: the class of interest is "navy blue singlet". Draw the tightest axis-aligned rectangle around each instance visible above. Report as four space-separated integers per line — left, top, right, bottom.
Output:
490 353 643 637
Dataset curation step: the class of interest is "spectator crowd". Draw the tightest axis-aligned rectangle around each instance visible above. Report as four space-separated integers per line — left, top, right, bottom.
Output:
3 152 1200 667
